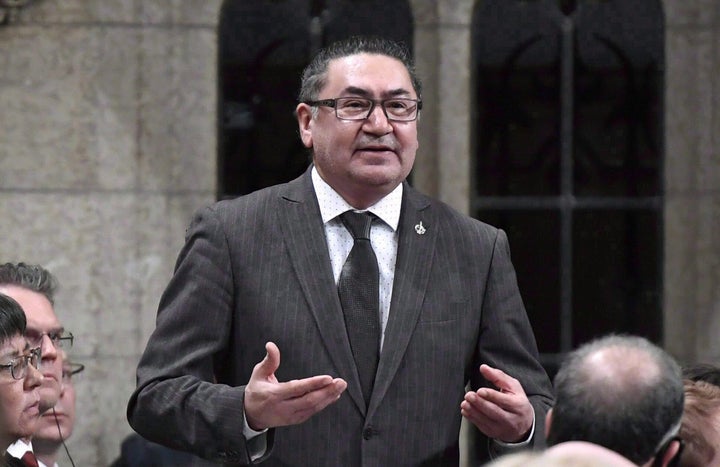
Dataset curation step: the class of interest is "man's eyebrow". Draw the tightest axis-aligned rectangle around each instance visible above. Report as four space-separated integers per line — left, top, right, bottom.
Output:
26 326 65 334
341 86 413 98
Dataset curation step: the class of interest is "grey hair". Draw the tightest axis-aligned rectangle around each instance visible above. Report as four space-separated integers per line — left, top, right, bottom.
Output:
298 35 422 102
0 262 58 305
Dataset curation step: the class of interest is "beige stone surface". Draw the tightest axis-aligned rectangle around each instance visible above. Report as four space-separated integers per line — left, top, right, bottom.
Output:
693 196 720 362
0 26 139 191
138 0 223 25
20 0 223 25
65 356 138 465
413 27 440 197
0 189 210 462
20 0 135 24
663 0 717 26
436 0 474 25
664 29 714 195
137 28 217 192
663 196 700 362
135 194 215 347
437 29 471 213
0 192 204 355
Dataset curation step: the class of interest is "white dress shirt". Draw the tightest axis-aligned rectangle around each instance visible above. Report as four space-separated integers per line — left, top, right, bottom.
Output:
311 166 402 349
7 439 50 467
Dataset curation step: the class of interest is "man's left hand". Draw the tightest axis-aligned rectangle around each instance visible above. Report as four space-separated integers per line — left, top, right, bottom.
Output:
460 364 534 443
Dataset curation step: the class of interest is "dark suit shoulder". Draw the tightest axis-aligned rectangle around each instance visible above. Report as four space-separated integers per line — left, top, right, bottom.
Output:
2 454 25 467
206 170 311 219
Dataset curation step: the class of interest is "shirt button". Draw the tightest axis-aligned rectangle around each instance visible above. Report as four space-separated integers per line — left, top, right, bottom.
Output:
363 427 373 440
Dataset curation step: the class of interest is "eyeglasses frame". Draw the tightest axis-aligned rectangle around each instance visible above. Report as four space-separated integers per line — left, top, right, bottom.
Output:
0 346 42 380
26 330 74 350
303 97 423 122
62 361 85 383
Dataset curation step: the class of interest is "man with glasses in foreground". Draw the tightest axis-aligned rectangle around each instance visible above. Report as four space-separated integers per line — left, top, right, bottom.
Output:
0 263 73 467
0 293 43 466
33 355 83 467
545 334 684 467
129 35 553 465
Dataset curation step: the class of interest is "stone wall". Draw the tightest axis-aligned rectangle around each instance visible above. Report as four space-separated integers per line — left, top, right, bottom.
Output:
663 0 720 366
0 1 220 464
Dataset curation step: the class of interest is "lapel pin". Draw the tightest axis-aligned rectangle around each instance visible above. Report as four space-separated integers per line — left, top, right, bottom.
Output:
414 221 426 235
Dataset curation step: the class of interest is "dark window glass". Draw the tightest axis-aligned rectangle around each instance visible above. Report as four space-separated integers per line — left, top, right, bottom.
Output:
472 0 664 369
218 0 413 200
572 209 661 347
481 210 562 354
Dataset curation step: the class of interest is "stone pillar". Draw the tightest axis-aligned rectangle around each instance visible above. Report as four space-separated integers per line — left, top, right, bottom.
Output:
663 0 720 365
0 1 221 464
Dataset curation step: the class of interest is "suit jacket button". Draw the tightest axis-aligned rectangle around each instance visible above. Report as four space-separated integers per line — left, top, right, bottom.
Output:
363 427 373 440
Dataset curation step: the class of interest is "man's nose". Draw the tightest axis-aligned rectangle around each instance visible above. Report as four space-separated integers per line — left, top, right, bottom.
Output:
25 364 44 389
40 334 59 358
363 104 393 133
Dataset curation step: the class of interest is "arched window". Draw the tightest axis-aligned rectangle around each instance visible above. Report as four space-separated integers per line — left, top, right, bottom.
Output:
472 0 664 375
218 0 413 200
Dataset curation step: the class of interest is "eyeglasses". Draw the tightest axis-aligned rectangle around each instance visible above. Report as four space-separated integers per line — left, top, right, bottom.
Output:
304 97 422 122
62 362 85 383
0 347 41 380
26 330 73 350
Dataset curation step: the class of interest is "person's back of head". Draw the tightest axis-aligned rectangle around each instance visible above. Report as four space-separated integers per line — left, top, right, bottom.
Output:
546 334 684 465
679 379 720 467
484 442 637 467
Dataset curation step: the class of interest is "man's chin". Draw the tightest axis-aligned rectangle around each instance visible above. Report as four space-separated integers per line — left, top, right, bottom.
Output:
38 389 61 413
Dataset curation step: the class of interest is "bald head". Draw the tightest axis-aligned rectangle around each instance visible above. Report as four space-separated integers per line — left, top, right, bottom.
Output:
578 343 664 406
485 442 637 467
547 335 684 464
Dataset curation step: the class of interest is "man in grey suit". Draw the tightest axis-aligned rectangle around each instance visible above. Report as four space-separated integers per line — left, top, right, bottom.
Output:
127 36 553 466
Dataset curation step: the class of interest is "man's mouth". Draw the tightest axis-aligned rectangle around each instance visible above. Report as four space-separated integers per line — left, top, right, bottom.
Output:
25 399 40 415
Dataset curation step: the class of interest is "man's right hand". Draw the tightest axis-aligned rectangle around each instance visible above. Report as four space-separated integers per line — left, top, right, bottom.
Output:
244 341 347 430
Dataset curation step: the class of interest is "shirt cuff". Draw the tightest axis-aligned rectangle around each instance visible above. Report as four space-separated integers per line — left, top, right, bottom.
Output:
243 415 269 461
493 408 535 449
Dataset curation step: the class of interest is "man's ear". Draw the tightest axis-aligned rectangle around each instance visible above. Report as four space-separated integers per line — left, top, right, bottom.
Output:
296 103 314 149
544 407 553 440
660 439 681 467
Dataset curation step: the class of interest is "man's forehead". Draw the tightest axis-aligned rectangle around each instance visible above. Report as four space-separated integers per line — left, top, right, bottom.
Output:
0 284 60 327
325 53 413 95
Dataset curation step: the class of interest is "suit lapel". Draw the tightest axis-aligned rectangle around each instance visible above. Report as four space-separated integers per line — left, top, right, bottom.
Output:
277 170 367 413
369 185 436 414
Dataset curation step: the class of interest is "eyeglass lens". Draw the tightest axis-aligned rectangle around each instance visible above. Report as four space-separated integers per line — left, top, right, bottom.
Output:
26 331 73 349
10 347 41 380
335 98 419 121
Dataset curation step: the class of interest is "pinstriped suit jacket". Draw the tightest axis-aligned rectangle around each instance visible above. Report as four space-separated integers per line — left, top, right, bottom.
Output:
127 167 553 466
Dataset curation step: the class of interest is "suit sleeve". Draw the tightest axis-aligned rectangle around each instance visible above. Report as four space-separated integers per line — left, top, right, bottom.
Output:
474 228 554 448
126 205 273 464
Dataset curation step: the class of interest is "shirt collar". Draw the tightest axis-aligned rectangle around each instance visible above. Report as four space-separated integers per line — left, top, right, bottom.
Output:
311 166 402 231
7 439 32 459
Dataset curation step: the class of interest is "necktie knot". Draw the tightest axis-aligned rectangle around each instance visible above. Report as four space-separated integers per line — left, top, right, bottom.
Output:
340 211 374 240
21 451 39 467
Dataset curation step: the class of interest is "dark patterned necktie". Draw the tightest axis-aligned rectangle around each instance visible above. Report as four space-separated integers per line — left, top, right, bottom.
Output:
338 211 380 404
21 452 39 467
